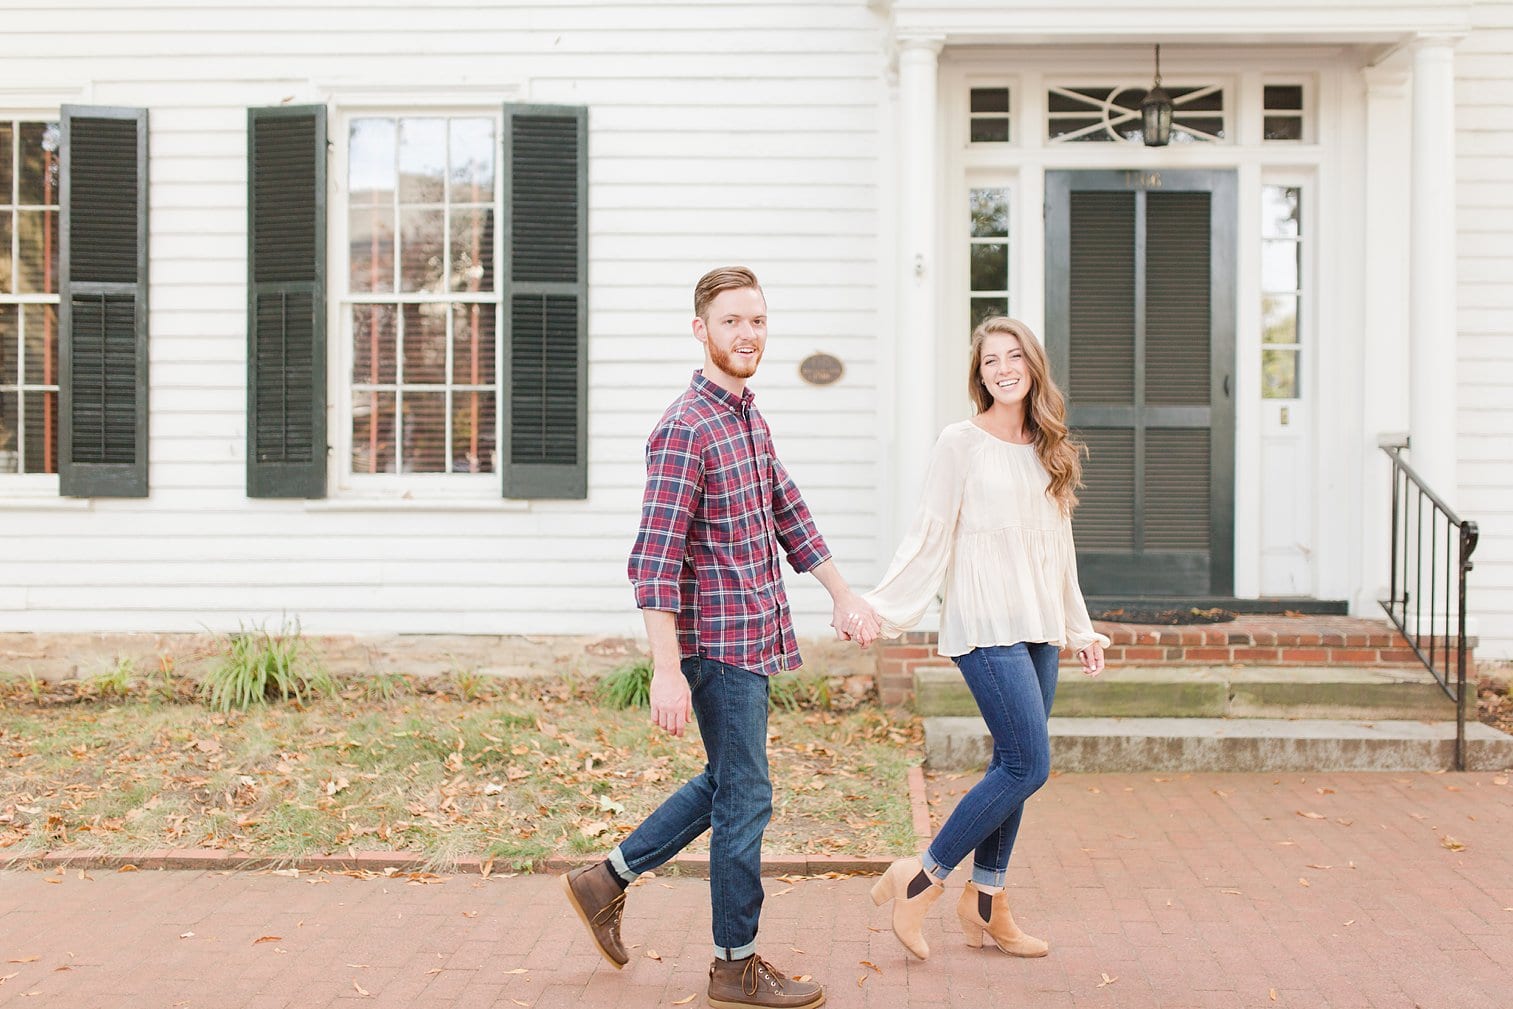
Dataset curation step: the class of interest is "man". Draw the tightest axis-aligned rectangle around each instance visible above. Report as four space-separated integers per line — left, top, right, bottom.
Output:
562 266 880 1009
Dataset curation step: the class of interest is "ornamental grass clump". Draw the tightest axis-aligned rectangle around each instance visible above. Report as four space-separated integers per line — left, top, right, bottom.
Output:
200 622 335 712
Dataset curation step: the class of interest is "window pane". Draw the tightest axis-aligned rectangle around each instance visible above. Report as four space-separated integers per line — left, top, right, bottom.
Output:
0 124 12 198
349 206 395 293
451 302 496 386
449 118 495 204
971 297 1008 329
970 88 1009 114
1261 239 1298 293
1262 295 1298 345
398 118 446 204
451 389 496 473
1261 348 1298 399
970 118 1009 143
351 389 396 473
349 118 397 206
1263 116 1303 142
17 209 58 293
351 304 397 385
449 207 494 293
1265 85 1304 111
1261 186 1300 238
398 208 444 293
17 123 60 207
0 384 16 472
969 189 1008 238
402 391 446 472
22 304 58 385
970 243 1008 292
401 303 447 385
0 213 11 293
22 390 57 473
0 304 14 382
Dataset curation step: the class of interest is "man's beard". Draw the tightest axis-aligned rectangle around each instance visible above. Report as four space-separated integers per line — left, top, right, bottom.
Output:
709 340 762 378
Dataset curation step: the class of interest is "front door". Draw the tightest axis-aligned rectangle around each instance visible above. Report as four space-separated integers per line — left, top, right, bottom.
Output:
1045 169 1236 596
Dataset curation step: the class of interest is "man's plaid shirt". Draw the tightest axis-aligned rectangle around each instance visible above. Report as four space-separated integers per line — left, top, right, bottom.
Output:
628 370 830 676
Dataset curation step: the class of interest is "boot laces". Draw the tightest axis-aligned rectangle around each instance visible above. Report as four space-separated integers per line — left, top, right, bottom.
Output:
591 890 625 934
742 955 788 997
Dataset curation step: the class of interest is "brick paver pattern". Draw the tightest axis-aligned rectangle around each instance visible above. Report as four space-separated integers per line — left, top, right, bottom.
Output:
3 772 1512 1008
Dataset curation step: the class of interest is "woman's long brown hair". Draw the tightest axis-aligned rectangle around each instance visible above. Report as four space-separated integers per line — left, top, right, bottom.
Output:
967 317 1085 513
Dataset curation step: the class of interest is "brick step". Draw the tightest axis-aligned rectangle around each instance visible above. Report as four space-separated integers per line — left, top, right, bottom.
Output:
913 664 1455 721
923 716 1513 772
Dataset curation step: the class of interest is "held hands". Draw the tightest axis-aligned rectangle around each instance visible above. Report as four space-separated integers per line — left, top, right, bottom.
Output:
831 595 882 648
1077 641 1106 677
649 664 693 736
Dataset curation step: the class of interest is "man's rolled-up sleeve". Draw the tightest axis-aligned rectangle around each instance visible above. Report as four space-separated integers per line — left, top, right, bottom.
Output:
628 420 702 610
771 457 830 574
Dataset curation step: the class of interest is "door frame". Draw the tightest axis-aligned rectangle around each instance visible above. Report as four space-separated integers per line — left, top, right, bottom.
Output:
1045 167 1237 596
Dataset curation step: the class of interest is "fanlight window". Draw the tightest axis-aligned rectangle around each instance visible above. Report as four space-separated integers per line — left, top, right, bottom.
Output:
1047 84 1225 144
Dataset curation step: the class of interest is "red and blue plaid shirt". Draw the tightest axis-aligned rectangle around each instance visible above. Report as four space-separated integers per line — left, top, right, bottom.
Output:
628 371 830 676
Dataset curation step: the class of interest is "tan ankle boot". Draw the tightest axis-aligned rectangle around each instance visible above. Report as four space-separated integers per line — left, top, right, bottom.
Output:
956 881 1048 957
869 855 944 960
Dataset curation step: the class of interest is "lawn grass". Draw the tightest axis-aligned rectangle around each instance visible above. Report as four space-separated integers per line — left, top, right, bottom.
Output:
0 673 921 871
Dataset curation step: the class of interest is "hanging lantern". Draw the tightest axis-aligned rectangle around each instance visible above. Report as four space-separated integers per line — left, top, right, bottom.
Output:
1141 44 1174 147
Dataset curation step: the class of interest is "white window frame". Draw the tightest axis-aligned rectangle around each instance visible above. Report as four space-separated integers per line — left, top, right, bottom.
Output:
1260 75 1315 145
330 104 506 501
0 112 62 493
1043 77 1232 145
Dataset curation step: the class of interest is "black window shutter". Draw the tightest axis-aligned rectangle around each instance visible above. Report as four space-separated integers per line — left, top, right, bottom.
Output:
501 104 587 499
59 106 149 498
247 105 327 498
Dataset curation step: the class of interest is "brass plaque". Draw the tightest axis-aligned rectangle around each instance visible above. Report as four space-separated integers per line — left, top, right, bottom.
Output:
798 352 843 386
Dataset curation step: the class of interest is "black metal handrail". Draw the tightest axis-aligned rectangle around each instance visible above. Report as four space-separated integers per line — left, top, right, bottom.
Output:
1380 445 1480 770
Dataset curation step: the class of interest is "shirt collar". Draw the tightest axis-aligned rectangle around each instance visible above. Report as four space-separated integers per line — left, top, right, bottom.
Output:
691 369 754 415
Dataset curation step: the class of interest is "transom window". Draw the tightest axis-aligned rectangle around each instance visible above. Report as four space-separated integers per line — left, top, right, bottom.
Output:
968 187 1009 331
968 87 1011 143
0 119 60 476
1263 84 1306 142
1261 185 1303 399
345 115 498 476
1047 84 1226 144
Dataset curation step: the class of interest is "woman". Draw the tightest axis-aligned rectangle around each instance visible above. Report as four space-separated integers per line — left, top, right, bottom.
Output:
862 316 1109 961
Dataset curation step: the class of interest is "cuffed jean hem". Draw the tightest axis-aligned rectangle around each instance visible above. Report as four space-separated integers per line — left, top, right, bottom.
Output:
921 848 952 882
971 863 1008 887
714 940 758 961
608 846 639 884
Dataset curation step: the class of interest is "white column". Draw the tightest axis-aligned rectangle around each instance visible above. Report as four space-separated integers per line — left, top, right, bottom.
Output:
1408 35 1460 500
895 36 943 541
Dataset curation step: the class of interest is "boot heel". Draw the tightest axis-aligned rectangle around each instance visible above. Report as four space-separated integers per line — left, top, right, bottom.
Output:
870 873 894 906
959 918 985 949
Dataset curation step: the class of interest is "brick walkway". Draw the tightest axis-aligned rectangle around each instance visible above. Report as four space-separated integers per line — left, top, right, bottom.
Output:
4 772 1513 1008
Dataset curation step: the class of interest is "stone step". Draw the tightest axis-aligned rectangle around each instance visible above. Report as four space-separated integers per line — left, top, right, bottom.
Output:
923 716 1513 773
913 664 1454 721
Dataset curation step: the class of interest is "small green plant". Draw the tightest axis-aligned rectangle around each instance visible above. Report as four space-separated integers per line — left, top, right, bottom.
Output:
88 656 137 698
361 672 409 703
200 621 335 712
768 673 831 712
449 668 490 702
24 668 48 702
597 658 653 709
149 654 184 705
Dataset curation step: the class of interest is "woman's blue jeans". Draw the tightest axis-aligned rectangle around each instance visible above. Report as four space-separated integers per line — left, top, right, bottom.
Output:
923 642 1058 887
609 655 772 960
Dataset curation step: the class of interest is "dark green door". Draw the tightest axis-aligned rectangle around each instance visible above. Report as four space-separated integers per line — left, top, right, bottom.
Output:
1045 170 1236 595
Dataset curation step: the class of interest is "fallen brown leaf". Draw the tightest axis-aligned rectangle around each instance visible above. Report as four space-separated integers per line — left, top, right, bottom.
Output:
672 997 697 1006
645 949 662 961
1298 878 1310 887
1441 835 1467 852
1270 989 1278 1001
1097 972 1118 988
352 978 370 997
7 958 39 964
253 936 281 944
1296 811 1325 820
860 960 881 973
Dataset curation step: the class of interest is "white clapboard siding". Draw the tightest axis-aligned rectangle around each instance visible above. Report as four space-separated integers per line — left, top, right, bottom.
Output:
0 0 886 638
1457 2 1513 657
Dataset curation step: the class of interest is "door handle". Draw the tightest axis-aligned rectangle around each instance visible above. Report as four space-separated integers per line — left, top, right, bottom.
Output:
1222 374 1231 398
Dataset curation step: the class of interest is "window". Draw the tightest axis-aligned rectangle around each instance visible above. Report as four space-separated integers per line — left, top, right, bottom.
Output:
1261 185 1302 399
1047 84 1225 144
0 119 60 475
968 187 1009 331
968 88 1011 144
345 115 499 477
1263 85 1306 142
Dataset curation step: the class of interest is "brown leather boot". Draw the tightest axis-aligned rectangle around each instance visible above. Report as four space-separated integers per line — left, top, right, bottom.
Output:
707 954 825 1009
560 863 629 968
956 881 1049 957
868 854 944 960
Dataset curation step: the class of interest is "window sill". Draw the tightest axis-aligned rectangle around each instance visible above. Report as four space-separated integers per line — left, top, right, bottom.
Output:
0 491 93 511
304 495 530 513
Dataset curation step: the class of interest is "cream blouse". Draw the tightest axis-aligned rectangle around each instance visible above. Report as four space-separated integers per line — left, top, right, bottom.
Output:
864 419 1111 657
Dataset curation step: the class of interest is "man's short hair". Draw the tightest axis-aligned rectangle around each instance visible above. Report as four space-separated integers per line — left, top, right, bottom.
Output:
694 266 762 321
